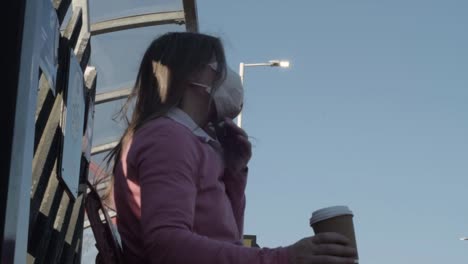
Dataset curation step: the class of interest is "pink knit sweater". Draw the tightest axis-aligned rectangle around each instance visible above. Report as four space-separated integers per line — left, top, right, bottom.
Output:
114 117 289 264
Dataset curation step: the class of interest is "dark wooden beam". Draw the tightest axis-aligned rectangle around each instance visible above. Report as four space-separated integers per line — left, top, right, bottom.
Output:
53 0 72 25
183 0 199 32
76 32 91 71
60 194 85 263
34 74 56 153
63 7 83 49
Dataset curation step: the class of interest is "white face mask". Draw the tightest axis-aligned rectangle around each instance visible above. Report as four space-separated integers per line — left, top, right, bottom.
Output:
213 66 244 120
191 65 244 121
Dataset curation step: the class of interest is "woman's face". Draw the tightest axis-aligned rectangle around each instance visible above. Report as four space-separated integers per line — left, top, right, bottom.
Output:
183 60 218 124
190 61 218 90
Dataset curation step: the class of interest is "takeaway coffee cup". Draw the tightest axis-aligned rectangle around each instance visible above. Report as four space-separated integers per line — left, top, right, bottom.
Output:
310 206 358 257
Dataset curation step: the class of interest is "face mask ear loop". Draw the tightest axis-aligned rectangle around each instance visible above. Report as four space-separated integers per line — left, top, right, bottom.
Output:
190 82 212 94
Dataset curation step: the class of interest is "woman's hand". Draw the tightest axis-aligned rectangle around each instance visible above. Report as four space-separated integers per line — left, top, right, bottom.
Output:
287 233 358 264
217 118 252 174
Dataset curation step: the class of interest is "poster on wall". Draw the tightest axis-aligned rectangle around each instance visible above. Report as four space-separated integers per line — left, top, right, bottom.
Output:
60 50 86 198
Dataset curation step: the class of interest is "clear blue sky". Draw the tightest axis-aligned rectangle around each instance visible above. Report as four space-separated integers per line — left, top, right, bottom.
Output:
88 0 468 263
197 1 468 263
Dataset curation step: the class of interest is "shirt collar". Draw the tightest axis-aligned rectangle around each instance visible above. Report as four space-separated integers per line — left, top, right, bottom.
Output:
166 108 216 143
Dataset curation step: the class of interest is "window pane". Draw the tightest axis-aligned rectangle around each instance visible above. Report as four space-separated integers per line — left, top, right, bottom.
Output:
90 24 185 93
92 98 128 147
90 150 111 182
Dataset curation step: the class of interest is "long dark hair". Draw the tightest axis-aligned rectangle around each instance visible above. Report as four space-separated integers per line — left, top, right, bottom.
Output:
100 32 227 200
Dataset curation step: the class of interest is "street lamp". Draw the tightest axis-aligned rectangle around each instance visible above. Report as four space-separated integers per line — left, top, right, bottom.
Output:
237 60 290 127
460 237 468 241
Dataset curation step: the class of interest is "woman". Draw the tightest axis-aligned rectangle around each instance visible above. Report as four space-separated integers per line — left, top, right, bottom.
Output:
109 32 357 264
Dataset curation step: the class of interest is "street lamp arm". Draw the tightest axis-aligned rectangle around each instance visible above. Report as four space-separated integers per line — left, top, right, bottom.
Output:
243 62 273 67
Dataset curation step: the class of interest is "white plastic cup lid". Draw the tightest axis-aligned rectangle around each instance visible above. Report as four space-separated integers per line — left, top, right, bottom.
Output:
310 206 354 226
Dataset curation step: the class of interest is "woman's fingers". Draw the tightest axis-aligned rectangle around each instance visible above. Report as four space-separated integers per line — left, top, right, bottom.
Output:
220 118 252 171
224 131 251 154
223 118 248 138
311 233 352 246
309 255 358 264
233 136 251 158
315 244 357 258
237 135 252 150
225 136 251 159
287 235 358 264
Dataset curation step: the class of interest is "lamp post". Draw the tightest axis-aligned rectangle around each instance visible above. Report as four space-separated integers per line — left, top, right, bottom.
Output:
237 60 290 127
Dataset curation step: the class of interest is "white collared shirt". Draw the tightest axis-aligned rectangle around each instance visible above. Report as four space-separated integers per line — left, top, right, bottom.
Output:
166 108 216 144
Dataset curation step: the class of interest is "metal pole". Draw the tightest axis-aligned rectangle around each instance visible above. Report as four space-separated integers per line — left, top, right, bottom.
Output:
235 60 288 127
237 62 245 127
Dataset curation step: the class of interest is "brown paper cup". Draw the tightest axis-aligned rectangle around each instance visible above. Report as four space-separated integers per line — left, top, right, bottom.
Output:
310 206 358 256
